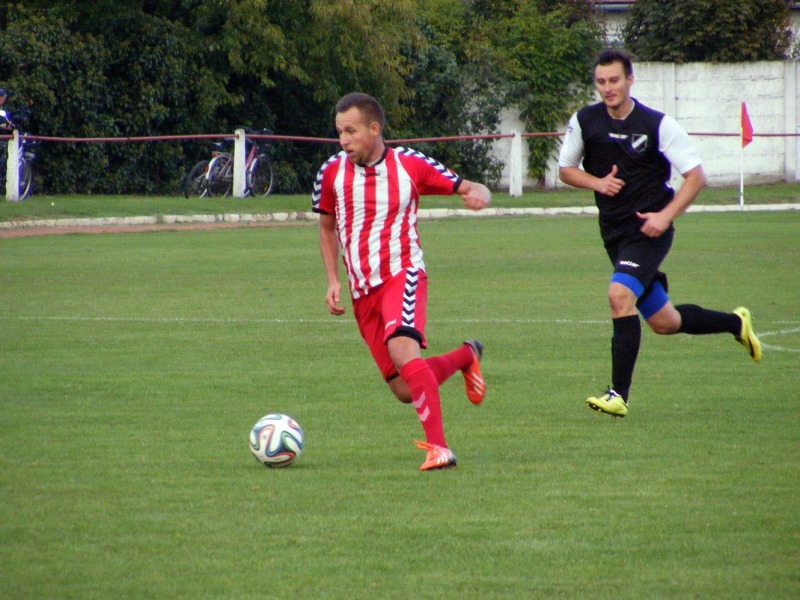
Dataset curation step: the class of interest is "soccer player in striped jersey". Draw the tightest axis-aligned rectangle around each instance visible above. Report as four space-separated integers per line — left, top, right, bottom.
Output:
558 49 761 418
313 92 491 470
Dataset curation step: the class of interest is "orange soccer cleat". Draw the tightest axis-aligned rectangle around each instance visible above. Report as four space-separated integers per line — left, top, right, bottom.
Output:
415 440 457 471
462 339 485 405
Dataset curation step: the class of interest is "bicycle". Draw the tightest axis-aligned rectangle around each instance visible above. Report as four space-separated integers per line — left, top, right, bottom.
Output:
184 128 274 198
0 106 37 201
183 158 211 198
207 129 274 197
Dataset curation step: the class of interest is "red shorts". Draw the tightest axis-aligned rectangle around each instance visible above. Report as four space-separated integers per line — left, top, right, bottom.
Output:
352 268 428 381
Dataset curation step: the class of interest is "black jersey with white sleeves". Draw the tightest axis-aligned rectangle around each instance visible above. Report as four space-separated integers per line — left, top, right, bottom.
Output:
559 99 701 241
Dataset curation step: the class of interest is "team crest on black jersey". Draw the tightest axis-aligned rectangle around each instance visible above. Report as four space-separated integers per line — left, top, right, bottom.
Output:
631 134 648 153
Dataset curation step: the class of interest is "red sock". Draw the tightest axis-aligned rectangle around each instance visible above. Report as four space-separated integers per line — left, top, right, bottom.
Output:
399 358 446 447
425 343 473 385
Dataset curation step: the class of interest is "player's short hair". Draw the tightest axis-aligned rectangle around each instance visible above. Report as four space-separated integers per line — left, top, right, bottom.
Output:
594 49 635 78
336 92 385 133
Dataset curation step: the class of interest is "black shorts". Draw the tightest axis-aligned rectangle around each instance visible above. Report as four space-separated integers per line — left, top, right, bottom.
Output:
605 228 672 299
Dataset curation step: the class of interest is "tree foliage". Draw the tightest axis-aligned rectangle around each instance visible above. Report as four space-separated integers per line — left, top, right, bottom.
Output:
0 0 604 193
623 0 794 63
234 0 422 190
401 1 504 185
406 0 601 182
0 3 233 194
490 2 602 180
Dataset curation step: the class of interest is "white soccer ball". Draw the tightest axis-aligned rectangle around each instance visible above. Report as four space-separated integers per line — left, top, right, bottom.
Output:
249 413 304 467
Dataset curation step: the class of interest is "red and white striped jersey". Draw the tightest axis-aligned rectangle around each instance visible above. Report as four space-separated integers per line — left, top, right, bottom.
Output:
312 146 462 299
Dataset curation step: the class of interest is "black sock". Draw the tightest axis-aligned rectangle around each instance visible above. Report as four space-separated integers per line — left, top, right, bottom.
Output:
611 315 641 403
676 304 740 336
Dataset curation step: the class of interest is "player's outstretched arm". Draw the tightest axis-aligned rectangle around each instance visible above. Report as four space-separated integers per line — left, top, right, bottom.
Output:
319 213 346 316
457 179 491 211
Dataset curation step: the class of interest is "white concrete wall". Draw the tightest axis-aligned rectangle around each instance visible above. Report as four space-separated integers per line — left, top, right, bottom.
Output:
496 61 800 189
633 62 798 187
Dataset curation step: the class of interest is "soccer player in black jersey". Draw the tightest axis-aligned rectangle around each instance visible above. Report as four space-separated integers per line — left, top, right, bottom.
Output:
558 49 761 417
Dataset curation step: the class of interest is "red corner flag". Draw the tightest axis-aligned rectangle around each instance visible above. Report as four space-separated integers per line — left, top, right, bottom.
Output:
741 102 754 148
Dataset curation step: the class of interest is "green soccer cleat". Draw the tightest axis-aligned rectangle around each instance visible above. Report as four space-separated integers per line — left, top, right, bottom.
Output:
587 388 628 417
733 307 762 363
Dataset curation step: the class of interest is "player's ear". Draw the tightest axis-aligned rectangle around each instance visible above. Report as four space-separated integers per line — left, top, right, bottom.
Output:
369 121 381 137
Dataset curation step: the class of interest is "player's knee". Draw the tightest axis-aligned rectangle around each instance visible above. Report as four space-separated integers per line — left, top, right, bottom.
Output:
646 307 681 335
392 389 412 404
608 285 636 316
649 321 677 335
388 376 412 403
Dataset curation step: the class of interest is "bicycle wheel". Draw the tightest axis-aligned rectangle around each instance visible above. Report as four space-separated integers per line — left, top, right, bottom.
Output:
247 155 274 197
206 155 232 197
18 157 33 200
184 160 210 198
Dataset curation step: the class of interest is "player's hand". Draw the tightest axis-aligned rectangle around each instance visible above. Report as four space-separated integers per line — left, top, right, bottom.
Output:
459 180 491 211
325 282 346 316
636 211 671 238
596 165 625 197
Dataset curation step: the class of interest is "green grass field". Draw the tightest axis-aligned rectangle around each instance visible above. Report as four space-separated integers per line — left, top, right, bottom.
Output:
0 181 798 223
1 206 799 598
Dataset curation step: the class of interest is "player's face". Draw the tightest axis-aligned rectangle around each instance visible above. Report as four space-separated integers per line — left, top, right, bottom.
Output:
335 107 382 166
594 61 633 115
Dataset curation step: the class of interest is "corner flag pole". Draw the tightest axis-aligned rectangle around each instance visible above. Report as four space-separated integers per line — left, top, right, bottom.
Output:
739 144 744 208
740 102 754 208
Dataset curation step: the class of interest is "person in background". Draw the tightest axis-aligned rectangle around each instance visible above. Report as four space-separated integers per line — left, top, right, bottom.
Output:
558 49 761 418
313 92 491 470
0 88 12 131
